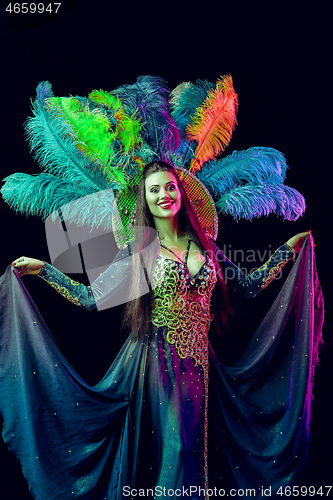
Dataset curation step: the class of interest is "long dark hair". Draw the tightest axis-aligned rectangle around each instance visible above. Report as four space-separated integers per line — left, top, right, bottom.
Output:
122 161 233 337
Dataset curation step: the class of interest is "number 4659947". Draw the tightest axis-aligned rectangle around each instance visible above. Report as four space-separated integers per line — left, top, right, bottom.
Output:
6 3 61 14
276 485 332 497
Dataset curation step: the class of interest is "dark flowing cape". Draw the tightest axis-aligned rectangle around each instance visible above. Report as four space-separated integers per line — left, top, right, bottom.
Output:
0 236 324 499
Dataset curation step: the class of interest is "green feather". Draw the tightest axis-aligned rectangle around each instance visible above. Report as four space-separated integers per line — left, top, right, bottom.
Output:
46 96 117 167
25 98 124 191
89 90 143 154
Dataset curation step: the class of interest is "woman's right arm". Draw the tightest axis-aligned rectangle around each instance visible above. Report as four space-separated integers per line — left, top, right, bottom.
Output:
12 243 133 311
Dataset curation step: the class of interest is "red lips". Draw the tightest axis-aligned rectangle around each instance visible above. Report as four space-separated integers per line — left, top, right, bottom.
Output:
158 201 174 209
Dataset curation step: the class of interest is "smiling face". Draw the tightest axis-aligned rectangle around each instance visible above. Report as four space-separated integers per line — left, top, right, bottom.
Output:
145 170 182 220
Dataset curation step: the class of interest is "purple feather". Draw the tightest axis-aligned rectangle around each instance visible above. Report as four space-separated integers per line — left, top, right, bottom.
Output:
36 81 54 106
112 75 181 158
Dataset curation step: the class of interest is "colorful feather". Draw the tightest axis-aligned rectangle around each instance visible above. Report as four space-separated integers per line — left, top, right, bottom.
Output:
1 76 306 236
197 147 288 197
46 96 117 167
112 75 181 158
171 140 195 168
1 172 116 229
111 143 157 177
36 81 54 105
88 90 143 154
170 79 214 139
88 89 121 110
186 74 238 172
216 184 306 221
24 98 122 191
168 82 192 110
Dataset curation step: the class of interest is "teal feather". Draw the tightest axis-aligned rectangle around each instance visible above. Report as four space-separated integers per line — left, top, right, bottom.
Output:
170 79 214 139
197 147 288 198
24 99 121 192
1 173 116 229
216 184 306 221
1 90 121 227
169 79 214 168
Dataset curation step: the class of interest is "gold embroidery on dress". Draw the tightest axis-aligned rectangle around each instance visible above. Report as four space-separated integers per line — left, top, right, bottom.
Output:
67 277 81 286
151 259 216 364
151 257 217 493
261 261 287 289
256 250 292 290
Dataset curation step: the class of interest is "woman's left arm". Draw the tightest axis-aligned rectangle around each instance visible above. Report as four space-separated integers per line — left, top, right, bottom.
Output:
286 231 312 253
213 231 310 298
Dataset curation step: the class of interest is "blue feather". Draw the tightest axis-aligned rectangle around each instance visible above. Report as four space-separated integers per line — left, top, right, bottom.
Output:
36 81 54 105
171 140 195 168
1 173 116 229
170 79 214 139
197 147 289 198
216 184 306 221
112 75 180 158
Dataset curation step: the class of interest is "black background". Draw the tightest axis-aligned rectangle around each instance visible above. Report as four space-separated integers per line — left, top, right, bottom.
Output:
0 1 331 498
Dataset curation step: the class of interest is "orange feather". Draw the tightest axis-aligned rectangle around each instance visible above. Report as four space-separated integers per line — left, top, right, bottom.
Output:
186 74 238 172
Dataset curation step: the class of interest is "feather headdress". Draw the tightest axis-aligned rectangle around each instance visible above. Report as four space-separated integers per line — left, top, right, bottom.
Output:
1 74 305 246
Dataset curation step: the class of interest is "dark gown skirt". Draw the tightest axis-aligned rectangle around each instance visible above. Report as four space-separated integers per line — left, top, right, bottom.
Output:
0 237 324 499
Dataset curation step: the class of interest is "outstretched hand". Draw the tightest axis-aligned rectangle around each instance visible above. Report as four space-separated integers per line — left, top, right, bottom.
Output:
286 231 312 254
12 257 44 276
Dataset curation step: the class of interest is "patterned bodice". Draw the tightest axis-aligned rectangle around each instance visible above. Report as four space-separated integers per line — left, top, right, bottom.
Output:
151 256 217 368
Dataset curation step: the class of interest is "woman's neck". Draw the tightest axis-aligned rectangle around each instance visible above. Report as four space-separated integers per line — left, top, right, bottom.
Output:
153 215 183 244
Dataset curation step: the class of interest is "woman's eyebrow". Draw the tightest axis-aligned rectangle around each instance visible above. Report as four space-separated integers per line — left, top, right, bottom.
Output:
147 181 176 188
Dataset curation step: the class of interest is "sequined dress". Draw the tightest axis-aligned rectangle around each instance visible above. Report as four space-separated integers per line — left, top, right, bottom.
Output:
0 237 324 500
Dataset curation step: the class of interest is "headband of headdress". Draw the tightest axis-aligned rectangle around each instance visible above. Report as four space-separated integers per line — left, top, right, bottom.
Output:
1 75 305 248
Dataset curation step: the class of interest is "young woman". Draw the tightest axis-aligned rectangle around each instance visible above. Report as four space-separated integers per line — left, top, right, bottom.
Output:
7 161 313 499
